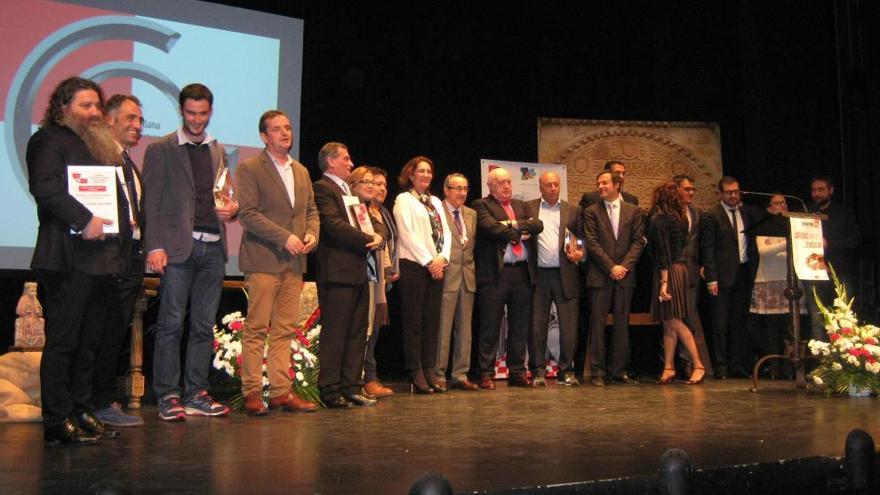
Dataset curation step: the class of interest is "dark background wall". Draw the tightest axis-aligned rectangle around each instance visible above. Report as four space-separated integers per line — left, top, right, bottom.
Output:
2 1 878 365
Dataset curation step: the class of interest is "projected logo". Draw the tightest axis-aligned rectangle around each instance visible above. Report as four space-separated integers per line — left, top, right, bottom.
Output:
4 15 184 192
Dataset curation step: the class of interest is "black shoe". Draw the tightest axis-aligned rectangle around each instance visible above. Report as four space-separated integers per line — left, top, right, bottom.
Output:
409 371 435 394
44 418 101 445
75 411 119 439
611 373 639 385
424 370 447 393
343 393 378 407
533 375 547 387
325 396 353 409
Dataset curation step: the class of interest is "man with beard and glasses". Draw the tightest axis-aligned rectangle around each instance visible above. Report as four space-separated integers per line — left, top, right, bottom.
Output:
91 94 146 427
804 176 861 341
143 83 238 421
27 76 133 444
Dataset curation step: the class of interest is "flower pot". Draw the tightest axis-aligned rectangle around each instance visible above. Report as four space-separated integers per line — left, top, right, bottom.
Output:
847 384 873 397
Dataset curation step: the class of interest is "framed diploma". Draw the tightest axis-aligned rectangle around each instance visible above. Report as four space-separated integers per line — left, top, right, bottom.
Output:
348 203 375 234
67 165 119 235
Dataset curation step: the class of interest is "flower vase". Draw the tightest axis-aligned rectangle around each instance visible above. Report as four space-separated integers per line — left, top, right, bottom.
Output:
847 384 873 398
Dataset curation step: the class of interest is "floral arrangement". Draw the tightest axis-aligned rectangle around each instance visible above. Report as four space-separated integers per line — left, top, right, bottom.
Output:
212 306 322 408
808 268 880 396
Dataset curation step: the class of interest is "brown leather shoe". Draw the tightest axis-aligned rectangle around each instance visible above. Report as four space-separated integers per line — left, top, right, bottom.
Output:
478 377 496 390
450 379 479 391
268 393 318 413
509 375 534 388
364 380 394 398
244 392 268 416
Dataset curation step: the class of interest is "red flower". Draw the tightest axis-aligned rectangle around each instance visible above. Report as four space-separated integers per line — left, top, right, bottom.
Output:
865 337 878 346
868 356 877 364
236 356 242 366
829 334 840 342
841 327 853 336
230 320 243 332
213 341 220 351
297 335 310 346
288 368 295 380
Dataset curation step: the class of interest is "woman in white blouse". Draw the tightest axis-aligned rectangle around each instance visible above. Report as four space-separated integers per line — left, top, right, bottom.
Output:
393 156 452 393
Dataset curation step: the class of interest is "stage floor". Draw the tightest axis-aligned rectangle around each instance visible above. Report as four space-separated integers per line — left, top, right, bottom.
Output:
1 378 878 494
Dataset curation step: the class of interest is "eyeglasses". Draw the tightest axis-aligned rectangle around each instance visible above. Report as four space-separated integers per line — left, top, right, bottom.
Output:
446 186 469 192
357 180 375 185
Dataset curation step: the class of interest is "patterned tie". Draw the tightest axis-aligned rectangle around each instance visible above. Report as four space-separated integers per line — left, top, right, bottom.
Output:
501 201 523 257
341 181 352 195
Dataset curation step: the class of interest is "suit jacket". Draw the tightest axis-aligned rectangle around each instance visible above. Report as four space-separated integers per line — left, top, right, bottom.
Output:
142 130 229 263
810 200 861 281
26 124 130 275
235 150 319 274
313 175 375 286
683 204 704 288
442 203 477 293
472 196 543 286
579 189 639 210
526 198 582 299
701 203 759 287
583 200 645 288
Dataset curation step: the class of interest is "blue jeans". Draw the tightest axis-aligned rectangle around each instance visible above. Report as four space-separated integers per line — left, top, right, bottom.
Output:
152 240 225 401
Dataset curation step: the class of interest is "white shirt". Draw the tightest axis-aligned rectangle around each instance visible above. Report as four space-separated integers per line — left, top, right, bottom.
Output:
393 191 452 266
115 143 142 240
444 200 468 245
723 203 748 263
269 153 296 207
176 127 216 146
604 197 622 239
537 199 561 268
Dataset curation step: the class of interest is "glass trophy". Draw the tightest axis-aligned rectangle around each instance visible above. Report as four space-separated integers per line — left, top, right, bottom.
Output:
213 165 233 207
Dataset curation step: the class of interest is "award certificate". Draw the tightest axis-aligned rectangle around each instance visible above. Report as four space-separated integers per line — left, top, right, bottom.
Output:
68 165 119 235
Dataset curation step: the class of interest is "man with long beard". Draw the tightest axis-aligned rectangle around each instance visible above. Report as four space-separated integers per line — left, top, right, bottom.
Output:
27 76 133 444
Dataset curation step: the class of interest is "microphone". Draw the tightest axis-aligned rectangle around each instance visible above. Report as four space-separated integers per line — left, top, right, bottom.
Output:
741 191 809 213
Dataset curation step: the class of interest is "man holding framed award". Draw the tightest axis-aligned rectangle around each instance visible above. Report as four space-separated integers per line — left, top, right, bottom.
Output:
27 76 133 444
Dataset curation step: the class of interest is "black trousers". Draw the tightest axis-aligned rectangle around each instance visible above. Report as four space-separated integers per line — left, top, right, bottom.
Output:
317 281 370 400
477 263 533 379
92 247 144 409
37 269 113 427
531 268 579 375
397 259 443 372
587 284 634 378
709 263 753 371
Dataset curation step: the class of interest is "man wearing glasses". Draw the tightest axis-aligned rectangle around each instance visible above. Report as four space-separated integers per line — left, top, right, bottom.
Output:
701 176 759 379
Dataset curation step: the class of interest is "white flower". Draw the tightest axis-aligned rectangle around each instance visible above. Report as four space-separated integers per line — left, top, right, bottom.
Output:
813 375 824 385
293 353 303 361
295 371 305 381
847 355 860 366
302 381 308 386
866 362 880 374
832 362 843 371
262 375 270 386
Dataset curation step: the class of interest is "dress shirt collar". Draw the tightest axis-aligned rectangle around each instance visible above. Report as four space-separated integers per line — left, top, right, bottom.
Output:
603 197 621 210
323 172 349 192
176 127 216 146
268 152 293 169
540 198 561 210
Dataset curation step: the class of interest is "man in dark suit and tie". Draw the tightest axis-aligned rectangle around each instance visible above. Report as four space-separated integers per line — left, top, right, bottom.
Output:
579 161 639 209
436 173 479 390
27 77 132 443
472 167 543 389
313 142 384 408
701 176 759 379
672 174 713 378
526 171 585 386
91 94 147 428
583 171 645 386
143 83 238 420
236 110 320 415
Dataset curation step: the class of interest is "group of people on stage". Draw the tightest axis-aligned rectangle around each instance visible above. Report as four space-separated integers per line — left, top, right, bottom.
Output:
27 76 861 445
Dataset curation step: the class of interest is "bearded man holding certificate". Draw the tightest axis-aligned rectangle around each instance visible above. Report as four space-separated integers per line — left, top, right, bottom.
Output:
27 76 134 445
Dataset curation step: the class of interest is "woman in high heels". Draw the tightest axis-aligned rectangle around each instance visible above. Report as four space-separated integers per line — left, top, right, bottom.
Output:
648 181 706 385
393 156 451 393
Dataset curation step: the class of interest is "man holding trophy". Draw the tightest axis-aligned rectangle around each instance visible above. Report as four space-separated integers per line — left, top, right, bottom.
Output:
527 171 585 387
142 83 238 421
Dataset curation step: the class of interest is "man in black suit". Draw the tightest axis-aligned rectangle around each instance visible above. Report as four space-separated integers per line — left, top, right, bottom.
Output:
526 171 584 386
27 77 132 444
702 176 759 378
91 94 147 427
313 142 384 407
804 176 861 340
583 171 645 386
472 167 543 389
673 174 713 377
579 160 639 209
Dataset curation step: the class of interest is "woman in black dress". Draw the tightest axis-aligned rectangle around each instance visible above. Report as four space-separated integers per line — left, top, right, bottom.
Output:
648 181 706 384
